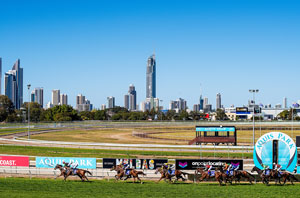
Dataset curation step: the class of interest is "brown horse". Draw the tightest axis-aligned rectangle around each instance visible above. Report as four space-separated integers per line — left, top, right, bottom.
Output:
54 164 92 181
233 170 255 184
251 166 270 185
195 168 224 186
271 170 298 185
110 165 146 183
155 167 188 183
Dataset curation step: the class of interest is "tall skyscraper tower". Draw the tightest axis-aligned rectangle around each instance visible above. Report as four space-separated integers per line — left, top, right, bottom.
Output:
129 84 136 110
199 95 204 110
4 59 23 109
146 54 156 99
51 89 60 106
216 93 221 109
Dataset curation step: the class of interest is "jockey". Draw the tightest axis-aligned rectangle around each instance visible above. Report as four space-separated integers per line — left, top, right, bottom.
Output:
71 161 79 173
231 162 240 172
262 164 270 175
273 163 282 171
62 160 72 173
121 162 130 175
163 163 174 175
224 163 231 175
273 163 282 177
205 164 213 175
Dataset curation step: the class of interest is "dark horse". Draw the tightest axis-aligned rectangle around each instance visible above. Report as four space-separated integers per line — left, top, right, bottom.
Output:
233 170 255 184
54 164 92 182
155 167 188 183
110 165 146 183
195 168 225 186
271 170 298 185
251 166 271 185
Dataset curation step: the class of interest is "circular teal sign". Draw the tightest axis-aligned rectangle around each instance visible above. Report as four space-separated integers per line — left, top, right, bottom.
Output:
253 132 297 172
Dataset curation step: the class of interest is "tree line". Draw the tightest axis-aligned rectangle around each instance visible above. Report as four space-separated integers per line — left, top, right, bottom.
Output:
0 95 224 123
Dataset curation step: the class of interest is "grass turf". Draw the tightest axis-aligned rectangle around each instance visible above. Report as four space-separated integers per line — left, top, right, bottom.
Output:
0 177 300 198
0 144 253 159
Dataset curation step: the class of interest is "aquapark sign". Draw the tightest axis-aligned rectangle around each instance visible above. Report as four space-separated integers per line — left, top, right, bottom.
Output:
36 157 96 169
253 132 297 172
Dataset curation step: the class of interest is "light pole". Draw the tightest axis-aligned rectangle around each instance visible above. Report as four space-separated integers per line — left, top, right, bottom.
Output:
160 100 163 121
249 89 259 147
292 103 299 139
27 84 31 139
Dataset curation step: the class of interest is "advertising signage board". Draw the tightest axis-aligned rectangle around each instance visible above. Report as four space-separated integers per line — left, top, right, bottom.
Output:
0 156 29 167
253 132 297 172
103 158 167 169
175 159 243 170
36 157 96 169
196 127 235 132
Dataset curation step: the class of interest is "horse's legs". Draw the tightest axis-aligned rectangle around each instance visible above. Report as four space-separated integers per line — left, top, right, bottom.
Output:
78 174 84 182
55 172 63 179
156 176 163 183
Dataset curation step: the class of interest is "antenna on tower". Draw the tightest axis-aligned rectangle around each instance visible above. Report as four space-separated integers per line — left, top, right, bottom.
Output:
200 83 202 96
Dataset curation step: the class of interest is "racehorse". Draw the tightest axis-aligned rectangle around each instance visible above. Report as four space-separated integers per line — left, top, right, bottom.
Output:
195 168 225 186
215 167 233 185
155 167 173 183
110 165 146 183
233 170 255 184
271 170 298 185
54 164 92 182
251 166 271 185
161 166 189 182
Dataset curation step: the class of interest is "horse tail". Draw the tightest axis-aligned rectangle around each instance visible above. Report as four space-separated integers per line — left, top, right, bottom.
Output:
86 170 92 176
247 172 255 179
290 174 298 181
137 171 146 176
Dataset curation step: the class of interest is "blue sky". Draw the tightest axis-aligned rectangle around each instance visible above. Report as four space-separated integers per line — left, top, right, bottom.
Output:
0 0 300 109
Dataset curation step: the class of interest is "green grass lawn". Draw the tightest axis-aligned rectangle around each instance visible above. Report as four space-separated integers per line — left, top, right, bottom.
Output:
0 177 300 198
0 145 253 159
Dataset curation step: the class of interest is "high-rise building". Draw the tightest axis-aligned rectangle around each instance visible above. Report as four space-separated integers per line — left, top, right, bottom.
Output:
76 94 85 109
31 88 44 107
129 84 136 110
203 97 208 108
101 104 106 110
216 93 221 109
4 59 23 109
0 58 2 95
124 94 129 110
169 98 186 112
199 95 204 110
31 91 35 102
60 94 68 105
107 96 115 108
283 97 287 108
146 54 156 99
51 89 60 106
193 104 200 112
76 94 92 111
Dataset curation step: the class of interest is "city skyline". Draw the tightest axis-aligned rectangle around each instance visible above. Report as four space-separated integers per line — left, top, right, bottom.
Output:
1 1 300 108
